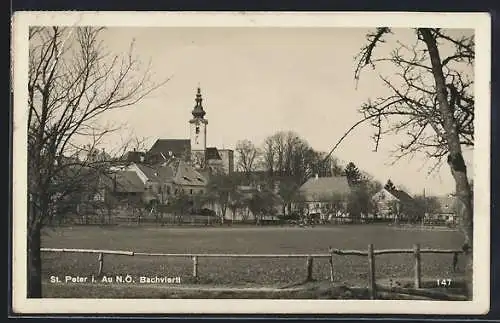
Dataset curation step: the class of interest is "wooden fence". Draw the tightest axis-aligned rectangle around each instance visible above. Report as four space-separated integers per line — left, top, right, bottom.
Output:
41 244 464 299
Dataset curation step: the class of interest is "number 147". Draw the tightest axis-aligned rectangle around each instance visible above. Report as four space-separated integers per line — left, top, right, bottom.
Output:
436 279 452 287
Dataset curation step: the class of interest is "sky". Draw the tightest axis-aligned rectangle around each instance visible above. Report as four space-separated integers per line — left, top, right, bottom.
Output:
91 27 474 197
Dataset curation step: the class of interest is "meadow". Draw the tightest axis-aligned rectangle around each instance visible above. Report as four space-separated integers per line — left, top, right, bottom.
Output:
40 224 466 298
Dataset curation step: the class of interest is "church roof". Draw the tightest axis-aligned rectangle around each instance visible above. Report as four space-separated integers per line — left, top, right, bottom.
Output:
191 87 206 119
149 139 191 160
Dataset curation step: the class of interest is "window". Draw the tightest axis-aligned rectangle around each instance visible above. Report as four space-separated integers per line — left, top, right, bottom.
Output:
190 189 193 195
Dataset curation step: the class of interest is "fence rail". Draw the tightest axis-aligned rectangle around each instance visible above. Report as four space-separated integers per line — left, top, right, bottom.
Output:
41 244 464 299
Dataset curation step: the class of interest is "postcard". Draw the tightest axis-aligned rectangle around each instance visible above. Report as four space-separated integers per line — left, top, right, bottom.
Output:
11 11 491 315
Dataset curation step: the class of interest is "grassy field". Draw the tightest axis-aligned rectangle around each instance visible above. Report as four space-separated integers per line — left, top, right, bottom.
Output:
41 224 466 298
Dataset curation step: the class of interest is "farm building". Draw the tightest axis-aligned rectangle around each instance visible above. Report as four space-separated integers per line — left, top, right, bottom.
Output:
429 195 458 224
296 175 351 222
111 158 207 206
371 187 416 220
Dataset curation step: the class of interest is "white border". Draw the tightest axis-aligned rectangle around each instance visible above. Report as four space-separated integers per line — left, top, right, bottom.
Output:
11 11 491 315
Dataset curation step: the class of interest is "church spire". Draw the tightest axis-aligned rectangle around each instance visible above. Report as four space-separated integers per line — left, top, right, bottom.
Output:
192 87 206 119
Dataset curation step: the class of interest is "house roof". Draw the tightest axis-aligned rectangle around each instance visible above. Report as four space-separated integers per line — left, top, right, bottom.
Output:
148 139 191 159
387 189 414 204
136 163 174 182
299 176 351 201
114 171 145 193
206 147 221 160
173 160 207 186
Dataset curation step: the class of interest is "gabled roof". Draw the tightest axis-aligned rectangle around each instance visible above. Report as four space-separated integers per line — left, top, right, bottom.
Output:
149 139 191 159
387 189 414 204
114 171 145 193
135 163 174 182
173 160 207 186
299 176 351 201
206 147 221 160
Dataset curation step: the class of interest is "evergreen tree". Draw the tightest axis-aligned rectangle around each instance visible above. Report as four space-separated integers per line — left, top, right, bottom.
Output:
344 162 362 186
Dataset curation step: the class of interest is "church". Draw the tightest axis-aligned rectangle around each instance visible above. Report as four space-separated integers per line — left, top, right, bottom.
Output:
127 87 234 175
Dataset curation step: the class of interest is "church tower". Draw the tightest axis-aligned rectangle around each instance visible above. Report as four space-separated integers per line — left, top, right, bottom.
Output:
189 87 208 168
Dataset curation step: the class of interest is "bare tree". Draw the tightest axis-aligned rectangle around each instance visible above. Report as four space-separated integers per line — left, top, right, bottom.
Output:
349 27 474 298
235 139 260 176
262 131 334 184
204 174 241 225
27 26 169 297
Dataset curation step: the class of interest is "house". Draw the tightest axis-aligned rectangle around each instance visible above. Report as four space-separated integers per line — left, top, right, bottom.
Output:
101 170 146 209
170 159 208 197
115 157 208 206
297 175 351 221
433 195 458 224
372 188 416 220
122 162 175 204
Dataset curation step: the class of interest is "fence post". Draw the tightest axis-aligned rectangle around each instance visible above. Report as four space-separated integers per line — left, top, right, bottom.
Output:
413 244 421 288
368 244 376 299
305 256 314 282
328 246 334 282
97 252 104 277
452 252 458 272
192 256 198 279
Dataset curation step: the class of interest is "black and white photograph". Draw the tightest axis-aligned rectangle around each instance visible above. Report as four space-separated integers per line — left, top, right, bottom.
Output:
11 11 490 314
